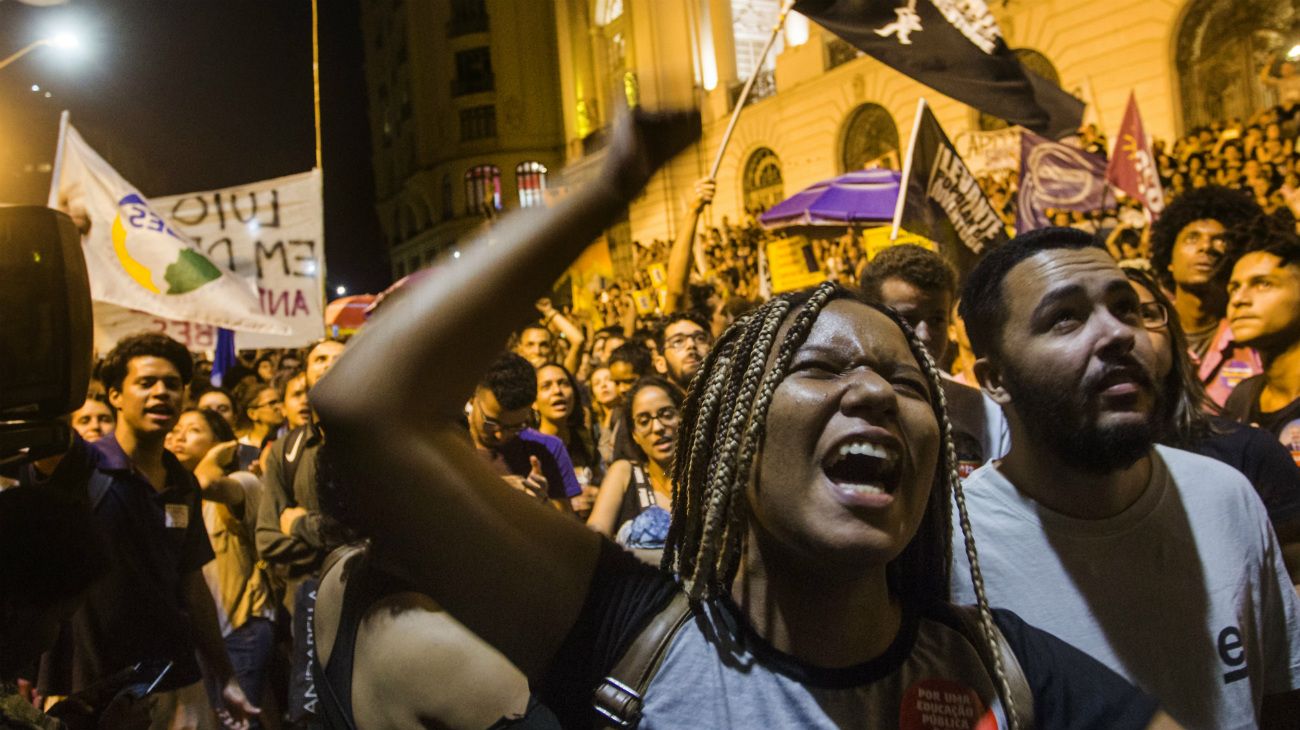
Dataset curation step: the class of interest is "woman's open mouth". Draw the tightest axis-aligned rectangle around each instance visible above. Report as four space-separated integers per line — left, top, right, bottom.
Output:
822 438 902 505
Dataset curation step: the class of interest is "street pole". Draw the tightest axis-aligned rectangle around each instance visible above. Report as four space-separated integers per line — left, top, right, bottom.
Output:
0 38 52 72
706 0 796 180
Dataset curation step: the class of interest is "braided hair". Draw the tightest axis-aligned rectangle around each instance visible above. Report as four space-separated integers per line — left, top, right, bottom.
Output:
662 281 1021 730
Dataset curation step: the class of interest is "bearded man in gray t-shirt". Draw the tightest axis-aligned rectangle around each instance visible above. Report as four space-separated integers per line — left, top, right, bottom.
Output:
950 227 1300 729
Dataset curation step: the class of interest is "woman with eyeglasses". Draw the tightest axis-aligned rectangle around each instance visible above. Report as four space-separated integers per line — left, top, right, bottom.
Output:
1126 267 1300 583
585 376 681 561
235 385 285 474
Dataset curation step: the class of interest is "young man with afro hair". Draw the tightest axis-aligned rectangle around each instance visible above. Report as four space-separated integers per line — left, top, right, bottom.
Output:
1149 185 1265 404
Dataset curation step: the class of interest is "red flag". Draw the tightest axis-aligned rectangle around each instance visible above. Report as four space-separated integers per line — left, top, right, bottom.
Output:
1106 93 1166 218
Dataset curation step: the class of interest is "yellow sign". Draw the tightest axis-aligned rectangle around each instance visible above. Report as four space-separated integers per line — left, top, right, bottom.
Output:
632 288 658 315
861 227 935 262
647 262 667 288
766 236 826 293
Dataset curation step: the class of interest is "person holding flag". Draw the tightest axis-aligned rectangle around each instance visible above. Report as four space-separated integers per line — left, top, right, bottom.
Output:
47 114 288 339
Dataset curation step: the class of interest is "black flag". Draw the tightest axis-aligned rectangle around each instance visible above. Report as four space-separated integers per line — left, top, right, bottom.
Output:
795 0 1084 139
893 99 1008 280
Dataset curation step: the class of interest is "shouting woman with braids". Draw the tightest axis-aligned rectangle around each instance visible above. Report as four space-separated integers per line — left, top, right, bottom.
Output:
310 110 1177 729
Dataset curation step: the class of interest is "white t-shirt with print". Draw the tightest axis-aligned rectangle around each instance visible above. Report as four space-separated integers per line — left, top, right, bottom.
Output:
952 445 1300 729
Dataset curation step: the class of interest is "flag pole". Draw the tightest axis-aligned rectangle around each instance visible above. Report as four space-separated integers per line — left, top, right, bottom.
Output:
891 98 927 241
707 0 796 180
311 0 329 323
47 109 70 208
311 0 323 172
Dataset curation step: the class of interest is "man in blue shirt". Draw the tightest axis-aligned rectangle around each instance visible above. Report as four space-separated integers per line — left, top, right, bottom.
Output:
31 333 258 729
468 353 580 512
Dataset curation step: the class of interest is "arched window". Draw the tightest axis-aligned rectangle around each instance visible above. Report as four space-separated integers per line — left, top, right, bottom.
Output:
516 161 548 208
732 1 785 81
742 147 784 213
464 165 501 215
977 49 1061 131
594 0 623 26
841 103 900 172
1177 0 1294 131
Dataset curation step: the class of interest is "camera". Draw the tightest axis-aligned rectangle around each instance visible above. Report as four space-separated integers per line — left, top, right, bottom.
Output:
0 206 93 465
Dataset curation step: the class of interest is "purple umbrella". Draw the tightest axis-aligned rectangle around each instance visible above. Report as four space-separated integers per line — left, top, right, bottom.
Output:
759 169 900 230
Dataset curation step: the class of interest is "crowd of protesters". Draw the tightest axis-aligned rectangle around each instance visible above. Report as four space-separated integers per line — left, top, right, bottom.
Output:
3 102 1300 730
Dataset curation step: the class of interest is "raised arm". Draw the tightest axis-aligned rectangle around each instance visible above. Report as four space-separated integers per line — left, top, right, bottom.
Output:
665 178 716 314
309 109 700 678
538 299 586 374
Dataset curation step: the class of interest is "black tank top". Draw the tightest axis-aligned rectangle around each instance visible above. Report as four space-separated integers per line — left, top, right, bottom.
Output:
312 548 562 730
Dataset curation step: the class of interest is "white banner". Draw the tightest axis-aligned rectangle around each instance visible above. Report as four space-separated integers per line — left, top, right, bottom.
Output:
52 124 289 338
93 170 326 351
954 127 1022 176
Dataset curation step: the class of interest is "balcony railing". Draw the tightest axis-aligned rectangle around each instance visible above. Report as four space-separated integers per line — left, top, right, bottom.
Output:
451 73 495 97
729 68 776 109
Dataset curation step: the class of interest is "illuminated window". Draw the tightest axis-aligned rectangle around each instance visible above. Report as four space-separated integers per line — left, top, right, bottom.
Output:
742 147 784 213
464 165 502 215
841 103 900 172
516 161 548 208
1177 0 1291 130
595 0 623 26
731 0 784 81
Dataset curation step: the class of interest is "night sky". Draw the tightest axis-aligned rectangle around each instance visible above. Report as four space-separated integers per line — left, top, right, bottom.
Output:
0 0 390 294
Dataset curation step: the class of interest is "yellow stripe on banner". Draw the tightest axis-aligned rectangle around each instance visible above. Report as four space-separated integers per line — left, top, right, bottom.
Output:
111 214 161 293
861 227 935 263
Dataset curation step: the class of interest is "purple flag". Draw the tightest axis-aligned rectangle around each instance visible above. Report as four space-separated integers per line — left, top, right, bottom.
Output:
1017 131 1108 233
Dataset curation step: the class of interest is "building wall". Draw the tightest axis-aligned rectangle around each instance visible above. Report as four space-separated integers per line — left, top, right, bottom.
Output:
361 0 566 280
553 0 1194 251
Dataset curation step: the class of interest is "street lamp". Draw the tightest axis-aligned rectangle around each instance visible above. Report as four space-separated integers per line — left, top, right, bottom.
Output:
0 33 79 72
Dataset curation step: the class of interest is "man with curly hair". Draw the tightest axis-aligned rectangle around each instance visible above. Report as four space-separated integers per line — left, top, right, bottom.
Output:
27 333 258 729
1149 185 1264 404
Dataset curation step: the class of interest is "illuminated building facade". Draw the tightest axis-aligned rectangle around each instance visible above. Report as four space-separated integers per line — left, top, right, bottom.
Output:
551 0 1296 275
360 0 565 278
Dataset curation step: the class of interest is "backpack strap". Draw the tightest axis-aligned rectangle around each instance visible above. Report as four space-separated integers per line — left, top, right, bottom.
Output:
952 606 1036 729
629 464 655 511
592 591 692 729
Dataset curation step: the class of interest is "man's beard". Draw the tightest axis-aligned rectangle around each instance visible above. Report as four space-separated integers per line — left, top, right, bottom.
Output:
1002 359 1160 475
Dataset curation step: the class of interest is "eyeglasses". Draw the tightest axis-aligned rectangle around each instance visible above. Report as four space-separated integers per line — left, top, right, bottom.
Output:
633 406 680 433
255 398 282 409
1139 301 1169 330
474 400 529 435
664 332 711 351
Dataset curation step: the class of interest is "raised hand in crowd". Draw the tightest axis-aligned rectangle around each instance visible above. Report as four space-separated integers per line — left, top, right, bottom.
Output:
310 107 701 677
